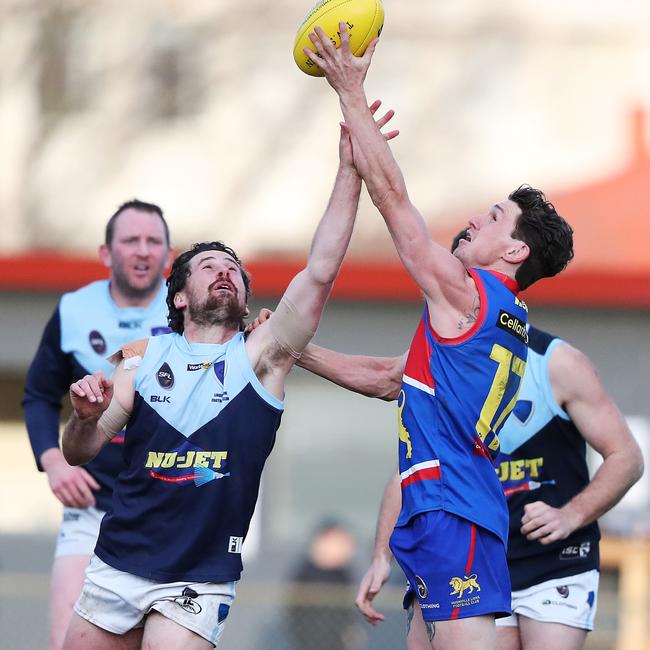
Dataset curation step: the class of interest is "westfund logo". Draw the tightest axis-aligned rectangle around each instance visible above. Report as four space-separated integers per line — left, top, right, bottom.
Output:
157 362 175 389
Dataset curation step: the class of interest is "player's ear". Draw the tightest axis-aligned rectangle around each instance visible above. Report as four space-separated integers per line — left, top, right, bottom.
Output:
173 292 187 310
99 243 112 269
504 241 529 265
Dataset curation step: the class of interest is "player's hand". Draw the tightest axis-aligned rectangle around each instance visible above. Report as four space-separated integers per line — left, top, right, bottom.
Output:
69 372 113 420
355 554 392 624
339 99 398 169
40 448 100 508
306 22 378 93
520 500 581 544
245 308 273 333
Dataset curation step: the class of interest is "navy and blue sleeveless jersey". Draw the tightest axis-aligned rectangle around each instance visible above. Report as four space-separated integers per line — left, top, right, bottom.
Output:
94 332 283 583
22 280 169 511
497 326 600 591
396 269 529 545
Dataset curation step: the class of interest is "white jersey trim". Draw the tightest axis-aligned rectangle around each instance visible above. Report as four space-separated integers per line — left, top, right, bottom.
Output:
400 459 440 481
402 374 435 396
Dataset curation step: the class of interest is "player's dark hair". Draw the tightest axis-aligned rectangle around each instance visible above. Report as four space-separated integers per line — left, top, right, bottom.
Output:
166 241 252 334
509 185 574 290
105 199 170 248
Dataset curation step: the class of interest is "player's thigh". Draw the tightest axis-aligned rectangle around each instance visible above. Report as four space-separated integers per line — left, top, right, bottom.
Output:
142 611 214 650
496 622 523 650
49 555 91 649
406 601 497 650
518 617 587 650
63 612 142 650
432 615 496 650
407 601 434 650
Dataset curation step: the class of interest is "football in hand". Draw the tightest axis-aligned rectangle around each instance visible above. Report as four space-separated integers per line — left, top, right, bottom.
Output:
293 0 384 76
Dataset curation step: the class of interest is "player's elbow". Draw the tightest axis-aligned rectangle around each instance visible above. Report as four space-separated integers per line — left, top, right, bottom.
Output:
630 446 645 484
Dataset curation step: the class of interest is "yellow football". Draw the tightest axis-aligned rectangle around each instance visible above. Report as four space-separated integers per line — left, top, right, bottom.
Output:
293 0 384 77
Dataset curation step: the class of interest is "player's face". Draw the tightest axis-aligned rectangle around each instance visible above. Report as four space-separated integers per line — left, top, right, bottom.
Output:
107 209 171 299
453 200 524 268
183 251 248 327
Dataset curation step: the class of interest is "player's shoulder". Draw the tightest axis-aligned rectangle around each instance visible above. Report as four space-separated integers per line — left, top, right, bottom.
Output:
60 279 110 309
526 325 561 356
107 337 151 366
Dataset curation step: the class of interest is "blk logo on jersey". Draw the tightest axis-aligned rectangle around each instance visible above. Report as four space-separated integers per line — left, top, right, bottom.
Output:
157 362 174 389
118 319 143 330
150 395 171 403
496 310 528 345
89 330 107 354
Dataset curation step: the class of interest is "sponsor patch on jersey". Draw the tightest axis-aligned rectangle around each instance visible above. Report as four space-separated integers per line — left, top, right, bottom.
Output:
228 536 243 554
187 361 213 371
157 362 175 389
496 310 528 344
89 330 107 354
559 541 591 560
151 326 172 336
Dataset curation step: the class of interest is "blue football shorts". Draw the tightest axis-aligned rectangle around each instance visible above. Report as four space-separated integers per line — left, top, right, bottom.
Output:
390 509 511 621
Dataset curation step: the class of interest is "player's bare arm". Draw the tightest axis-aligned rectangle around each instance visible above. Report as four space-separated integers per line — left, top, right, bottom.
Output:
246 104 398 396
62 363 135 466
356 470 401 625
306 23 477 324
299 345 406 401
520 343 644 544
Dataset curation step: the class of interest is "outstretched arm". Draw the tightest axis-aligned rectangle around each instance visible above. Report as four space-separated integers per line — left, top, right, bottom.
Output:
62 363 135 466
520 343 644 544
355 471 401 624
306 25 473 313
298 345 406 401
247 104 398 396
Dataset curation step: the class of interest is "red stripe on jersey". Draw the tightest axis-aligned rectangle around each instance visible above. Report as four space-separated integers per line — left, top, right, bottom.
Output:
400 465 442 487
404 319 435 389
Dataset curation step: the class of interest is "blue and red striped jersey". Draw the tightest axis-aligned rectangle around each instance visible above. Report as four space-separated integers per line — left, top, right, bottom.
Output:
396 268 529 545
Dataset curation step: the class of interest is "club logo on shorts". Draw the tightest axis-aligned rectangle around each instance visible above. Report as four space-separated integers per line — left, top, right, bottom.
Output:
89 330 107 354
174 587 202 615
415 575 428 599
556 585 570 598
157 362 174 389
449 574 481 599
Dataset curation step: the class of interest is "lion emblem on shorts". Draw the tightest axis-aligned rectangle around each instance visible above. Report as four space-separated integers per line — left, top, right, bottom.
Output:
449 574 481 598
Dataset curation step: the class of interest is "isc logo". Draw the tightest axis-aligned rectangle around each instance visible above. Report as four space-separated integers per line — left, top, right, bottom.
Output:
150 395 171 403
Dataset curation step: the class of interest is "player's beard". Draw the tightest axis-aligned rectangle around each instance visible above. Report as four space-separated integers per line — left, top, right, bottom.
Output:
187 286 247 331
